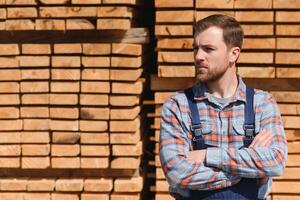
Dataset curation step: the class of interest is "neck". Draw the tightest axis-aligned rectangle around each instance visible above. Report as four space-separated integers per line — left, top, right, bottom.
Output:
205 70 238 99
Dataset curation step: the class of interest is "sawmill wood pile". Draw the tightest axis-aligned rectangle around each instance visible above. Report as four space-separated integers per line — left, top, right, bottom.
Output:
0 0 151 199
151 1 300 200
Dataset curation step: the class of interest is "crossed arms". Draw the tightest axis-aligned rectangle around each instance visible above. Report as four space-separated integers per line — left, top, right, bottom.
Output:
159 93 287 192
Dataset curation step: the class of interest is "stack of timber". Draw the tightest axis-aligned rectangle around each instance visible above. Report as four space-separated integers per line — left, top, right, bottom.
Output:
0 0 151 199
0 42 148 199
152 0 300 200
0 0 146 30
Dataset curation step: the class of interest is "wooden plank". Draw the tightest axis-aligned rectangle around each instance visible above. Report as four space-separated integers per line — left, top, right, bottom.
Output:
287 142 300 153
195 0 234 9
242 25 274 36
109 117 140 132
277 38 300 50
110 106 140 120
110 130 141 144
155 0 193 8
154 117 160 129
112 141 142 156
276 11 300 22
36 19 65 31
151 75 194 91
274 167 300 180
238 52 273 64
158 51 193 63
111 193 140 200
110 157 140 169
272 195 300 200
67 20 94 30
80 107 109 120
152 80 300 97
157 38 193 50
273 0 300 9
276 52 300 64
97 6 133 18
285 130 300 141
234 0 272 9
110 95 140 106
111 56 142 68
155 180 169 192
282 116 300 129
238 67 275 78
196 11 235 21
155 25 193 36
112 43 142 56
155 106 162 117
81 157 109 168
97 19 131 30
0 29 149 44
114 177 143 192
271 92 300 103
235 11 273 22
278 104 300 115
244 79 300 91
110 69 142 81
111 80 143 95
155 92 174 104
277 68 300 78
272 181 300 193
243 38 275 49
156 167 165 180
102 0 141 5
155 194 174 200
277 25 300 36
287 154 300 167
80 133 109 144
158 65 195 77
156 10 194 23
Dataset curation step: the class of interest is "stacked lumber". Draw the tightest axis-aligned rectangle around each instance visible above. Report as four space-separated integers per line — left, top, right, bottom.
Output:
152 0 300 199
0 0 146 30
0 0 151 198
0 42 147 199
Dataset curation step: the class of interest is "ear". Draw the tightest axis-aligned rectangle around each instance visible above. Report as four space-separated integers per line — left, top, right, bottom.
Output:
229 47 241 63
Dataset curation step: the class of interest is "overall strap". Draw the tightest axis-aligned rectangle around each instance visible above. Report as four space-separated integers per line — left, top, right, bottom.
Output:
184 85 207 150
243 86 256 147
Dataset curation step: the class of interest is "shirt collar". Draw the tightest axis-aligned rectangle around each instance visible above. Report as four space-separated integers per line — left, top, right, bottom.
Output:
193 76 247 103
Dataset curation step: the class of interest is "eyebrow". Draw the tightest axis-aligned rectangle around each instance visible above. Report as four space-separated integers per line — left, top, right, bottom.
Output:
193 44 217 48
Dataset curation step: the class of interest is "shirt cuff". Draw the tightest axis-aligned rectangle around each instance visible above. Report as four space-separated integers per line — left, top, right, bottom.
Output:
206 147 223 169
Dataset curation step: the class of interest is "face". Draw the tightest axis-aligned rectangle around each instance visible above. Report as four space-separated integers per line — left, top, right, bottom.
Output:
194 26 239 82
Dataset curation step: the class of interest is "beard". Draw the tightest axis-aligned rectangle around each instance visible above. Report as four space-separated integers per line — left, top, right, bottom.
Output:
195 64 230 83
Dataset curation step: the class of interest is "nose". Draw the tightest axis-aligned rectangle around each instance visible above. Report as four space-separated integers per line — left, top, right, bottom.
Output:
194 48 205 62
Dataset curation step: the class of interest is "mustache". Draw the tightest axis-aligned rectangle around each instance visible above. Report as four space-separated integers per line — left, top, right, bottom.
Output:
195 64 208 68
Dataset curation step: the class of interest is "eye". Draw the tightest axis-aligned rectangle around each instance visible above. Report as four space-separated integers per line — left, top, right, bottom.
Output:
193 46 199 51
204 47 214 52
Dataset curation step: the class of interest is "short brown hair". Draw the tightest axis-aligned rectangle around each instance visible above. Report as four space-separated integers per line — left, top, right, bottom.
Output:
194 14 244 49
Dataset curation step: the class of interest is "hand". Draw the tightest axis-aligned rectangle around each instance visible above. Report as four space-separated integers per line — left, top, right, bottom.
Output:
187 150 206 164
249 129 273 148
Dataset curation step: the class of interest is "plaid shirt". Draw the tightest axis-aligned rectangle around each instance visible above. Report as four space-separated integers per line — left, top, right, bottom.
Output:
159 77 287 199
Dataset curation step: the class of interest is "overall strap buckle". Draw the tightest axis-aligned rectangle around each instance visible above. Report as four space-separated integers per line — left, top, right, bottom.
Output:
191 124 203 137
244 124 255 138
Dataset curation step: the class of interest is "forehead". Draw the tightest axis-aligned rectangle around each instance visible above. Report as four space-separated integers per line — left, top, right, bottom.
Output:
194 26 225 46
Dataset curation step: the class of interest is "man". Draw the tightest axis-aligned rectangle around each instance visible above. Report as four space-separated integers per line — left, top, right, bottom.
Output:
159 14 287 200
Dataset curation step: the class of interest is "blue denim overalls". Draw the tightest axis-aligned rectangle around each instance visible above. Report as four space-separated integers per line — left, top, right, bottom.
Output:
180 85 264 200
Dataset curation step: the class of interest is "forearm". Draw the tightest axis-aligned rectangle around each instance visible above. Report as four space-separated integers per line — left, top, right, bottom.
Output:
160 149 241 190
205 144 287 178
